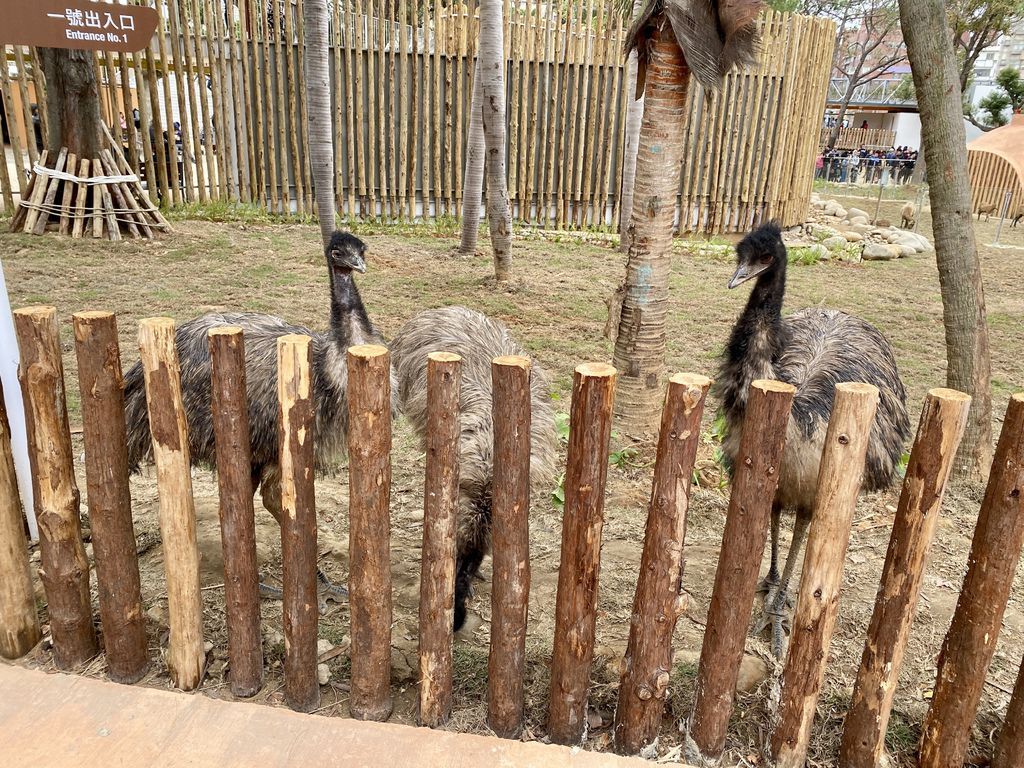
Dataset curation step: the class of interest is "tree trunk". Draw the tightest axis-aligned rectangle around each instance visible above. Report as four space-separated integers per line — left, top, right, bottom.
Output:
303 0 335 246
460 58 486 255
38 48 101 159
827 81 857 151
899 0 993 480
619 0 645 252
611 29 690 432
478 0 513 281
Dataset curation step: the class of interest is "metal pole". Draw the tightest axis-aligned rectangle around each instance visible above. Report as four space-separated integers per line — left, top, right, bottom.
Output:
873 179 886 224
914 186 926 233
993 190 1013 245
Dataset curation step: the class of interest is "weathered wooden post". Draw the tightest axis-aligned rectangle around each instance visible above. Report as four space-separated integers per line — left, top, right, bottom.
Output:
770 382 880 768
613 373 710 755
418 352 461 728
919 392 1024 768
278 335 319 713
688 380 795 760
839 388 971 767
547 362 617 746
488 355 532 739
208 327 263 698
0 376 41 660
347 344 393 721
14 306 97 669
992 652 1024 768
73 311 149 684
138 318 205 691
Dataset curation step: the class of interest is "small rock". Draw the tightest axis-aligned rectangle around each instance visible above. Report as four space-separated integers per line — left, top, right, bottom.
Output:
146 605 167 625
862 243 898 261
850 215 869 226
809 224 840 240
832 206 848 219
811 199 825 209
821 236 847 250
317 663 331 685
874 218 891 228
264 629 284 647
847 206 870 220
735 654 770 693
849 222 875 234
841 231 863 242
809 244 830 260
317 639 335 657
897 244 916 257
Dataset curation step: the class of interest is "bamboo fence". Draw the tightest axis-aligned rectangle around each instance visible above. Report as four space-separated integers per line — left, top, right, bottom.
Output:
1 2 832 233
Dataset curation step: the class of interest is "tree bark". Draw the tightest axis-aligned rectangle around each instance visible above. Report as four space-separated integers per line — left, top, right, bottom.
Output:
827 81 857 151
478 0 513 281
38 48 101 158
460 58 485 256
72 312 148 685
771 384 881 768
992 651 1024 768
839 388 971 768
303 0 336 246
899 0 993 480
547 363 617 746
613 373 710 755
611 30 689 432
918 393 1024 768
14 306 97 670
619 0 646 252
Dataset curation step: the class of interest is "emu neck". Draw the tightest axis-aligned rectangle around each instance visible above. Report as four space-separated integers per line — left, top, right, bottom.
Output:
328 267 374 348
724 260 787 411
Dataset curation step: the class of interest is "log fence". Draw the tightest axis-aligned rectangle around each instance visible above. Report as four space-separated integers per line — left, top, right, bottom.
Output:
1 5 833 234
0 303 1020 766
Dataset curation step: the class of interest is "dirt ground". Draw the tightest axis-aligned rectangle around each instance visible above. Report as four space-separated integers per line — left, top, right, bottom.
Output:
1 195 1022 767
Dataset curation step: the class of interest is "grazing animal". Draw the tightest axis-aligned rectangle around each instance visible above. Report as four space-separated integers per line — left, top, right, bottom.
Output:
123 231 391 603
713 222 911 658
976 202 996 220
900 202 916 229
1011 206 1022 228
389 306 558 632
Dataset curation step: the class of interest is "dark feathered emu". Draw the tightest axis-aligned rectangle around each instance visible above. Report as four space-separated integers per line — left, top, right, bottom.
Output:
389 306 558 632
712 222 911 658
122 231 391 601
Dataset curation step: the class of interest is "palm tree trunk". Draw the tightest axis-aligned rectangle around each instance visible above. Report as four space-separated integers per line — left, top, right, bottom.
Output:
478 0 513 281
611 27 689 431
898 0 993 480
619 0 646 252
303 0 335 246
460 57 485 255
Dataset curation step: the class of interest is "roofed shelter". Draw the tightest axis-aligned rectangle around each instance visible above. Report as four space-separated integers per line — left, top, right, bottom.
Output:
967 113 1024 215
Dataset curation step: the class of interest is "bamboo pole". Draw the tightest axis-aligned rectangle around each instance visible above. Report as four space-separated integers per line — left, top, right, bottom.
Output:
295 0 314 213
408 0 419 221
208 327 263 699
365 0 379 218
341 0 357 216
374 0 388 219
918 392 1024 768
839 388 972 768
57 152 76 235
688 379 795 759
133 11 157 198
11 49 38 168
258 0 279 211
153 15 181 205
72 312 148 684
0 376 41 660
354 0 368 215
278 334 319 713
0 51 27 203
398 0 409 221
993 652 1024 768
273 0 290 209
141 38 170 205
613 373 710 754
174 0 206 202
284 0 304 214
487 355 534 739
417 352 461 728
347 344 393 721
13 307 96 669
247 0 266 205
770 383 881 768
165 0 194 202
432 0 442 217
137 318 205 691
27 147 67 235
547 362 617 745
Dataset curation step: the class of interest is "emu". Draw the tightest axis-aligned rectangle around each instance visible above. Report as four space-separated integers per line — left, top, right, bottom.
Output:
123 231 388 604
900 201 916 229
389 306 558 632
713 222 911 658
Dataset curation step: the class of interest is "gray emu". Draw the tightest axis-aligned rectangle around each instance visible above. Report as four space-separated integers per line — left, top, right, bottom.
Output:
713 222 911 658
389 306 558 631
123 231 389 602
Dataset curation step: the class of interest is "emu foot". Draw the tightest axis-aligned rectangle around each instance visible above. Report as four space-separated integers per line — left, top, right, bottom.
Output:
756 572 780 596
754 588 794 660
258 568 349 614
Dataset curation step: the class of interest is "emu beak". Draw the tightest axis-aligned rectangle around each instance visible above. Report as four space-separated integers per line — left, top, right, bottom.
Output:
335 252 366 273
727 263 767 289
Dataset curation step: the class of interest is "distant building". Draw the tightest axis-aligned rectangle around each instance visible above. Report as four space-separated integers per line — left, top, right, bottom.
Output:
965 19 1024 140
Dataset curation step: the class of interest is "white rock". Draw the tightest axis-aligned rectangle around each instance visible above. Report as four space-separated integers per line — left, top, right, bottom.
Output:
849 223 875 234
897 244 916 257
810 224 840 240
841 231 863 242
847 207 870 220
317 639 335 657
862 243 898 261
809 244 830 260
832 206 848 219
822 236 847 250
812 200 825 210
317 663 331 685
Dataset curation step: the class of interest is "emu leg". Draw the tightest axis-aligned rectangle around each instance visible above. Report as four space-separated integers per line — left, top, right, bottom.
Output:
764 506 812 659
757 502 783 596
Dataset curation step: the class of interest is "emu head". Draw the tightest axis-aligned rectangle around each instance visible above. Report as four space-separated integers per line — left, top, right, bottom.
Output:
326 231 367 274
728 221 785 289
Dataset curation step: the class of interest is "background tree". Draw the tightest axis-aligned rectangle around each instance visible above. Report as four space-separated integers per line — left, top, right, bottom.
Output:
973 67 1024 127
948 0 1024 95
303 0 335 246
37 49 102 160
898 0 993 480
459 59 485 255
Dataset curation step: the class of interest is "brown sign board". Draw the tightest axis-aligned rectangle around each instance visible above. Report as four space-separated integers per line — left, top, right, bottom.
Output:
0 0 159 52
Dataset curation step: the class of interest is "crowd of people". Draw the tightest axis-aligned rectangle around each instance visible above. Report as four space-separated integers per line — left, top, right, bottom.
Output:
815 146 919 186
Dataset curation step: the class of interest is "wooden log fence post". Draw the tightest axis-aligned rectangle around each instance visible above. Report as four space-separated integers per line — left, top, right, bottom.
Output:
487 355 533 739
770 382 880 768
839 388 971 767
14 306 97 669
418 352 461 728
278 334 319 713
992 651 1024 768
919 392 1024 768
209 327 263 698
138 318 205 691
72 312 149 684
0 376 41 660
547 362 617 746
613 373 710 755
688 379 796 760
347 344 394 721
